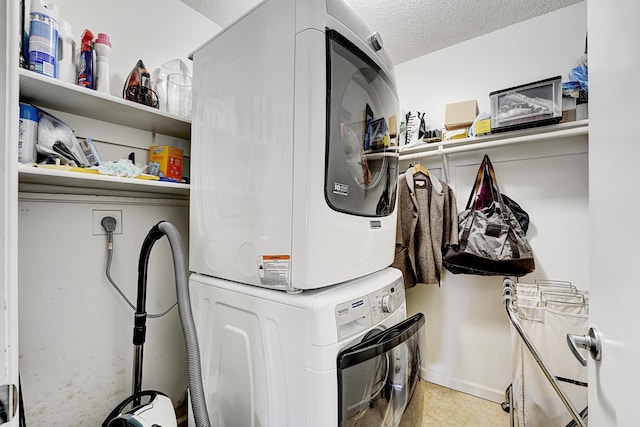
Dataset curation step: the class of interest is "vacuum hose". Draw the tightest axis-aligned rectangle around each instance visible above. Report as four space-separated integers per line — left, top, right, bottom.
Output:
144 221 211 427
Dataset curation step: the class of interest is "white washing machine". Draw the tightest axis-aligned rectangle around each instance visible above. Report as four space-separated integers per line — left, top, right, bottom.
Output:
188 267 425 426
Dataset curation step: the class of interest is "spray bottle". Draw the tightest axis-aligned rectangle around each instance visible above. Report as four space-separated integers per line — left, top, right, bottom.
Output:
77 29 94 89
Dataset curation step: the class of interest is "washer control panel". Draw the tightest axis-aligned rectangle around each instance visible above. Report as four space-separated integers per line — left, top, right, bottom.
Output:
334 276 405 341
368 276 405 325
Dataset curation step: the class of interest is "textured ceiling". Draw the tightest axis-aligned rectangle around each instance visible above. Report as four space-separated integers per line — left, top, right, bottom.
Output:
181 0 583 65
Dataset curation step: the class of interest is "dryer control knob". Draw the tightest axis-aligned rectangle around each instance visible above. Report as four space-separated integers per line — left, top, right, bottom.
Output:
380 295 394 313
369 32 383 51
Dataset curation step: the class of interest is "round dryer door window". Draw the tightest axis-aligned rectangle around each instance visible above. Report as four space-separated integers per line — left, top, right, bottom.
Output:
325 30 399 217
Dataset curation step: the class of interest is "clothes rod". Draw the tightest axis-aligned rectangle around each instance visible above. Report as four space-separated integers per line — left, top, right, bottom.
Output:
398 125 588 162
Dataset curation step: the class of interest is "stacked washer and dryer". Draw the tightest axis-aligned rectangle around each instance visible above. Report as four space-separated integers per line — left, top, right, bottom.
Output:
188 0 425 425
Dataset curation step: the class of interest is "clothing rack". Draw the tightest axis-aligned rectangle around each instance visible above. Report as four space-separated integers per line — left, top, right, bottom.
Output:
502 277 588 427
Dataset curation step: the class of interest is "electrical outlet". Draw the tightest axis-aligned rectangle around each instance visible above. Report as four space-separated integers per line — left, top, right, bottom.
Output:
92 209 123 235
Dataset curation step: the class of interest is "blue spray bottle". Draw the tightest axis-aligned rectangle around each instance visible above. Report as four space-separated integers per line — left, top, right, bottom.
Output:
77 29 94 89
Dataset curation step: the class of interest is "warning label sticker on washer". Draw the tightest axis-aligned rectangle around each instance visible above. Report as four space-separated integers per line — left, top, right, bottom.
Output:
258 255 291 287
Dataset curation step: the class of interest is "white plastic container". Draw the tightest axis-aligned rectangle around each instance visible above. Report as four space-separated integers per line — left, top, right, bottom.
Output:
490 76 563 132
56 19 76 83
94 33 112 94
19 103 39 163
28 0 59 78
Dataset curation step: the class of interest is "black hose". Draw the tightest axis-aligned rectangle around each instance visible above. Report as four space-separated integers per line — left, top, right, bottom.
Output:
132 224 165 404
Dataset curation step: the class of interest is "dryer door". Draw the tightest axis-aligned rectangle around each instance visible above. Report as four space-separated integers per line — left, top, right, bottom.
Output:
325 29 399 218
337 313 425 427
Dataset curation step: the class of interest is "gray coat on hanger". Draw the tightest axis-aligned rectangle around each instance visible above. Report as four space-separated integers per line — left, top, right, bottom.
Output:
392 167 459 288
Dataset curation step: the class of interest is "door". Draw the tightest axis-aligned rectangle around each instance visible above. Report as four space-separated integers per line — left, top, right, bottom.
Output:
325 29 399 217
337 313 424 427
0 0 20 425
587 0 640 425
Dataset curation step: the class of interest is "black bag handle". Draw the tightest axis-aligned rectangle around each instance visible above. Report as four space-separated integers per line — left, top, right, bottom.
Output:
482 156 521 257
460 156 491 249
482 155 511 220
464 156 488 210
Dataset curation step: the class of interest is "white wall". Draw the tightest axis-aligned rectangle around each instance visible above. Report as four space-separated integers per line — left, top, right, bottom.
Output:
394 2 588 402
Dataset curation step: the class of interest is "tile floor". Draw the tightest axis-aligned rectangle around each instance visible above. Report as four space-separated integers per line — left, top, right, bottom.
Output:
178 380 512 426
400 380 511 427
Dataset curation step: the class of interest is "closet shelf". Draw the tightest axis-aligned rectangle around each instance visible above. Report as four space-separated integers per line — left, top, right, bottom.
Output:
18 69 191 140
399 120 588 161
18 163 189 199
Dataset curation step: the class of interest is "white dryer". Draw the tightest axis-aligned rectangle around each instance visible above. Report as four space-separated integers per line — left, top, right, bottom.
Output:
189 0 400 292
188 267 424 427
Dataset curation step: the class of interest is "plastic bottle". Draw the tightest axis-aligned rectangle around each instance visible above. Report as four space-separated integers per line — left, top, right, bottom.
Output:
56 19 76 84
19 103 39 163
77 29 94 89
28 0 59 77
19 0 27 69
94 33 112 94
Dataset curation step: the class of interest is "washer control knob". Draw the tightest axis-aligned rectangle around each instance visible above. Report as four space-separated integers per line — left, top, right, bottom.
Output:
380 294 394 313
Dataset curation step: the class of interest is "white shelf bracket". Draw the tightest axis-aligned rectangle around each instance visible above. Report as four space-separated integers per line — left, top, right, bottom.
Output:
438 145 450 182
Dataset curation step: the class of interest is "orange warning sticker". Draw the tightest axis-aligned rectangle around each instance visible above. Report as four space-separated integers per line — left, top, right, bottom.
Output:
258 255 291 287
261 255 291 261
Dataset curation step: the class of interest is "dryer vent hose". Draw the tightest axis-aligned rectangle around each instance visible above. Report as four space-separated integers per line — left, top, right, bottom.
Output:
155 221 211 427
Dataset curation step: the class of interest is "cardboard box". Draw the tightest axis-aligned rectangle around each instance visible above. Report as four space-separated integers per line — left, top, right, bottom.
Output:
443 128 468 141
561 109 576 123
445 100 478 130
149 145 183 180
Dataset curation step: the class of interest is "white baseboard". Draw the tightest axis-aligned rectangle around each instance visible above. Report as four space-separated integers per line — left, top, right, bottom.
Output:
420 367 508 404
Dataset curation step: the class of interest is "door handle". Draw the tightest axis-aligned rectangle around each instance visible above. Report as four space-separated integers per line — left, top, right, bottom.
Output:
567 327 602 367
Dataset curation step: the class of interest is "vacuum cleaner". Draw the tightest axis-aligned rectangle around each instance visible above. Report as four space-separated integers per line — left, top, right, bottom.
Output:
102 221 211 427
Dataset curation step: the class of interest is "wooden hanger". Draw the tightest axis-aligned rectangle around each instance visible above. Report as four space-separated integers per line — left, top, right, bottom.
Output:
412 162 429 176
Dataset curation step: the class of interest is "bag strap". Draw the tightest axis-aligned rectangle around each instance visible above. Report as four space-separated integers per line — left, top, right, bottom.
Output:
459 156 490 250
465 155 490 210
483 155 511 224
459 156 490 249
483 160 499 202
484 156 524 256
